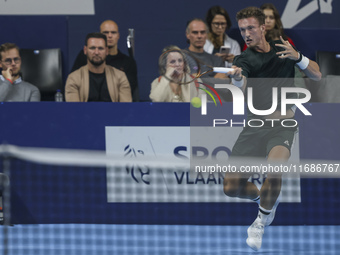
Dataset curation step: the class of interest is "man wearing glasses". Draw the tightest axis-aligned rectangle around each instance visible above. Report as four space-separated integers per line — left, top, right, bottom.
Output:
0 43 40 102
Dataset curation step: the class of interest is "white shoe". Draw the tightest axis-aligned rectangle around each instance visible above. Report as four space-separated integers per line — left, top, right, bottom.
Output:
265 192 281 226
246 219 264 251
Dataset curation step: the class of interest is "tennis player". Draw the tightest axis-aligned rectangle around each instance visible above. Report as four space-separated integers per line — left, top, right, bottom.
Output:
223 7 321 251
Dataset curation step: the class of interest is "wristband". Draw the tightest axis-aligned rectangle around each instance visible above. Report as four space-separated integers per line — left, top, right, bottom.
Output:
296 54 309 70
295 52 302 63
6 78 13 84
232 76 244 88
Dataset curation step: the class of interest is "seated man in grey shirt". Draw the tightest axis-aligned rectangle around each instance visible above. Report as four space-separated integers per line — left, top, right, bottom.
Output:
0 43 40 102
185 18 231 100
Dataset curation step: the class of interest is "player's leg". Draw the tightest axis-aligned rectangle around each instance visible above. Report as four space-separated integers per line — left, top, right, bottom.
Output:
223 172 259 199
260 145 289 210
247 144 292 250
261 125 296 222
224 126 265 201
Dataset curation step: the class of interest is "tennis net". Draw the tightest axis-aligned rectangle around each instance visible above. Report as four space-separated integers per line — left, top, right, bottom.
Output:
0 144 339 255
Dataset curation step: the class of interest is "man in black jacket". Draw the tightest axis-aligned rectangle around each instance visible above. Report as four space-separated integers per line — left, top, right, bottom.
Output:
71 20 139 101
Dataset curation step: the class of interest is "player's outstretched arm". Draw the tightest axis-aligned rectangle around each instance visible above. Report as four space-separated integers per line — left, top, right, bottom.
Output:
230 66 246 92
298 59 322 81
275 36 322 81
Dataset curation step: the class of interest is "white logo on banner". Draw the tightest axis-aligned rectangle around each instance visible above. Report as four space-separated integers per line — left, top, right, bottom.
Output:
0 0 94 15
105 127 301 203
282 0 333 28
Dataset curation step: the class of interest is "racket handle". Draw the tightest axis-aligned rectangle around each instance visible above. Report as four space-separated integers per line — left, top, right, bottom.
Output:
213 67 234 73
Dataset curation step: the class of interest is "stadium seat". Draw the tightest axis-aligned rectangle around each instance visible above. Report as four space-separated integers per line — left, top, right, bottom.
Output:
19 48 63 101
304 51 340 102
316 51 340 76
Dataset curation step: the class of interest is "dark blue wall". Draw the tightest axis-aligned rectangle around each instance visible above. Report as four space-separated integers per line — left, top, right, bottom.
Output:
1 0 340 101
0 102 339 225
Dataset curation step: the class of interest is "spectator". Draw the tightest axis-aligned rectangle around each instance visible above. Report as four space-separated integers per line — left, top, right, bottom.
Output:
71 20 139 101
150 45 203 102
65 32 132 102
185 18 228 83
0 43 40 102
204 6 241 67
261 3 295 45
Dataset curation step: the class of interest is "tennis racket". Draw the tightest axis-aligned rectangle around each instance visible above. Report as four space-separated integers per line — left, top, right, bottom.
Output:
159 47 233 85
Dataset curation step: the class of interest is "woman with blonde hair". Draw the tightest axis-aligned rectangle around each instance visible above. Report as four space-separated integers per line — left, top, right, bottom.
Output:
150 46 203 102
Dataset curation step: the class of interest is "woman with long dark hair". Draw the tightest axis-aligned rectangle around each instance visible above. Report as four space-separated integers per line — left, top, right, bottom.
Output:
204 6 241 67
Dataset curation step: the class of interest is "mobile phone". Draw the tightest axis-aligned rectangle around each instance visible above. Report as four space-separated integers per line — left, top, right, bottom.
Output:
220 46 230 54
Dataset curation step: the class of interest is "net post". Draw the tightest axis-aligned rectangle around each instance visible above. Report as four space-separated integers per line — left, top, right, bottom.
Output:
1 144 11 255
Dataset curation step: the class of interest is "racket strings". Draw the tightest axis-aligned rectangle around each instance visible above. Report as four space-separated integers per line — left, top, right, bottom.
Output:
160 48 211 85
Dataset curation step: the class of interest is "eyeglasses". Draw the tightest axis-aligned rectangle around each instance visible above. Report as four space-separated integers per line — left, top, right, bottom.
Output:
212 22 227 28
2 57 21 65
